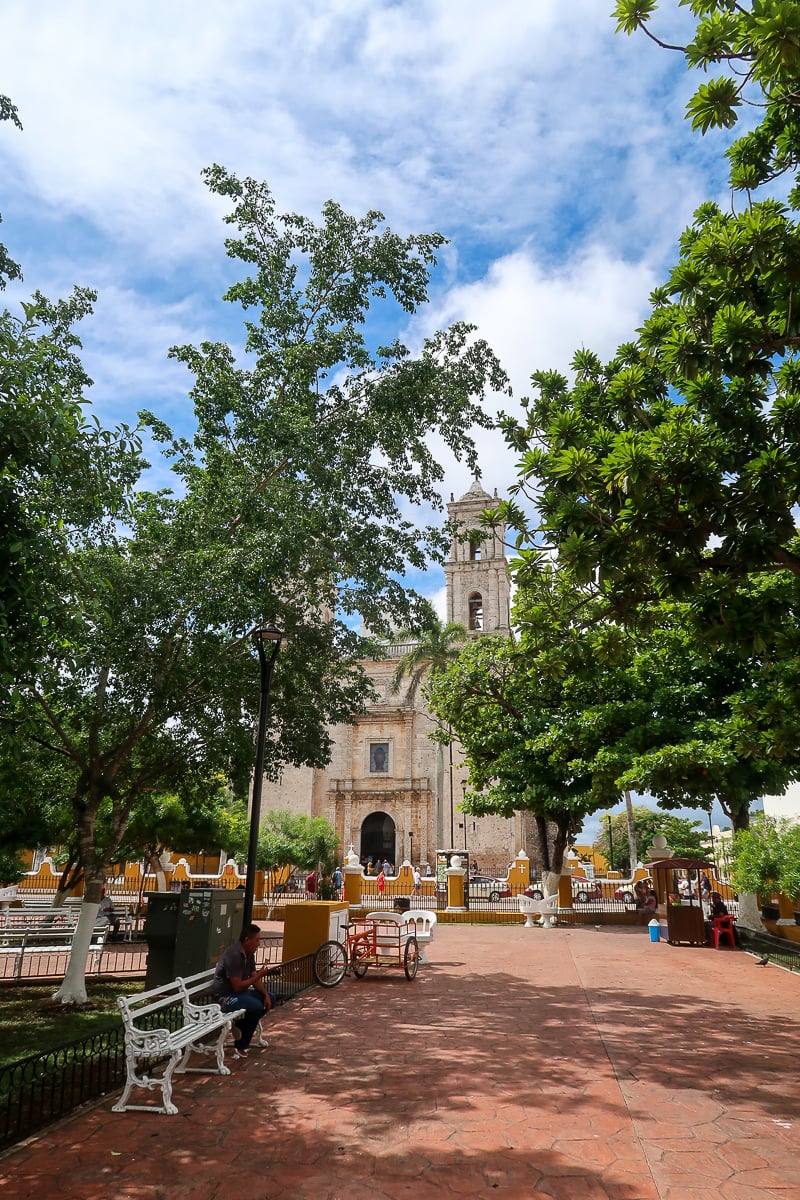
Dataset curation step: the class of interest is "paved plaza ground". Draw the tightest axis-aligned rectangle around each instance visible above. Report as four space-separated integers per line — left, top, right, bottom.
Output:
1 923 798 1200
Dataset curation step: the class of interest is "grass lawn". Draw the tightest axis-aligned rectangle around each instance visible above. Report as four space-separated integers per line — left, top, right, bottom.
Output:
0 980 144 1067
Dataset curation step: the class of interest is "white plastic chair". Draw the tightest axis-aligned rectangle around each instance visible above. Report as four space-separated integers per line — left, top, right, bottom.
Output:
402 909 437 963
517 893 559 929
362 911 410 954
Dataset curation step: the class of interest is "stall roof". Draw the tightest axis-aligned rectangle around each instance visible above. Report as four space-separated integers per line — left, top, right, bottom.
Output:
647 857 712 871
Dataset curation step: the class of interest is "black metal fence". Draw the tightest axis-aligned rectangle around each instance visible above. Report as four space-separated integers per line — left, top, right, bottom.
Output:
0 950 315 1151
739 927 800 974
355 889 642 919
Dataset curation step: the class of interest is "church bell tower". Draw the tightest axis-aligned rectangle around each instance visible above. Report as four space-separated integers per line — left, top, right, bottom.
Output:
444 480 510 635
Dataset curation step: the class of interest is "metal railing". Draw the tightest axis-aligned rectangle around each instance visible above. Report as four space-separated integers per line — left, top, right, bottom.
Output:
739 928 800 973
0 950 315 1149
0 1027 126 1150
0 935 143 982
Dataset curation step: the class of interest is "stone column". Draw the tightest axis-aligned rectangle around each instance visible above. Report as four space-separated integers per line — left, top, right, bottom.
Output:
508 850 530 889
343 846 363 908
777 893 796 925
446 854 467 912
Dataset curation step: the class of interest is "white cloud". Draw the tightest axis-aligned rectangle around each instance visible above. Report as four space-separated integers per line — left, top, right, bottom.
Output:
0 0 742 529
1 0 707 272
408 241 660 508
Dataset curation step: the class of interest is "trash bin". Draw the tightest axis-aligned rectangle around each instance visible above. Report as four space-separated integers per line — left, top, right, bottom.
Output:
648 919 661 943
143 892 182 988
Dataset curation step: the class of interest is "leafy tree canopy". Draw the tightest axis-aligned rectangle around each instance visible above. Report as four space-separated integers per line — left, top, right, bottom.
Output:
427 564 795 885
2 172 506 1001
730 812 800 900
614 1 800 194
116 780 249 868
495 3 800 669
256 811 340 876
593 805 708 873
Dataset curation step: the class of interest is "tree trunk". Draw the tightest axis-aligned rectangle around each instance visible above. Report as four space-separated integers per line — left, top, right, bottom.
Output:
723 800 760 931
736 892 763 932
542 870 561 897
537 816 568 899
624 790 638 871
149 851 168 891
51 875 103 1005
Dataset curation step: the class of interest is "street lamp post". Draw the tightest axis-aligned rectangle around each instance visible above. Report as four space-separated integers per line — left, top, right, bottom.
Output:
409 830 414 865
606 815 614 871
243 623 283 930
448 733 454 848
462 780 468 851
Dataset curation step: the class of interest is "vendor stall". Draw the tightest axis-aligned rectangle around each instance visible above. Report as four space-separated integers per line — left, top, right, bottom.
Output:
647 856 711 947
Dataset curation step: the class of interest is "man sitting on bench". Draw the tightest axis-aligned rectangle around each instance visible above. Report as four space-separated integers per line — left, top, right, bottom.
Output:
211 923 275 1057
98 887 122 940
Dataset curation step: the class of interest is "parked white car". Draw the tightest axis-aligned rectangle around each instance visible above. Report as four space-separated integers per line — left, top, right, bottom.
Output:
468 876 512 902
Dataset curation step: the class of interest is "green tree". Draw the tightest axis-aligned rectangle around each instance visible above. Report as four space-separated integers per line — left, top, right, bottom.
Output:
428 562 794 899
1 292 142 684
117 781 249 896
425 630 606 889
390 604 468 704
3 173 505 1003
730 814 800 902
257 811 340 877
497 2 800 658
594 807 708 875
614 1 800 194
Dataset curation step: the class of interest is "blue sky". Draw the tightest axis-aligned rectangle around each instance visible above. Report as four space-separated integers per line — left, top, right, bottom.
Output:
2 1 746 835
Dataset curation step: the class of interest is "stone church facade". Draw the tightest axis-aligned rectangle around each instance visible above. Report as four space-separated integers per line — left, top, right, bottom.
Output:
259 480 535 872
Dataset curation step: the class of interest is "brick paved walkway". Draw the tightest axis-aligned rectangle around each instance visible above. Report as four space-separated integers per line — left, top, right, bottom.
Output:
1 924 798 1200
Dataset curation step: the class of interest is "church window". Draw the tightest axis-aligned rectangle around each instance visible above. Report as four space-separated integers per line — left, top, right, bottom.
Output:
469 540 482 561
370 742 389 773
468 593 484 631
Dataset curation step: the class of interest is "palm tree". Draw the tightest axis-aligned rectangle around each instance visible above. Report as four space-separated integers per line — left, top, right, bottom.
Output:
390 604 467 849
389 606 467 704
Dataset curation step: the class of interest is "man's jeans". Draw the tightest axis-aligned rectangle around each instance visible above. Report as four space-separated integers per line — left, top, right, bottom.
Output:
222 991 266 1049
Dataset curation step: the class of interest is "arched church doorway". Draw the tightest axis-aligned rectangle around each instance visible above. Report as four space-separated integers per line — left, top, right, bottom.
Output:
360 811 396 868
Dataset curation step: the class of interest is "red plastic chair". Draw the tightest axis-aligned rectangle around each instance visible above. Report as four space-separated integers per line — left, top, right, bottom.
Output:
711 914 736 949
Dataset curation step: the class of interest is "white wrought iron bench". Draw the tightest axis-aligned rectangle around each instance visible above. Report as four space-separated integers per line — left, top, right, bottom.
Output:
113 972 243 1115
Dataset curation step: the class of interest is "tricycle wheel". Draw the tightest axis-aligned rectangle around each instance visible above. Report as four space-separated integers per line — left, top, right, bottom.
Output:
352 960 369 978
313 940 347 987
404 935 419 980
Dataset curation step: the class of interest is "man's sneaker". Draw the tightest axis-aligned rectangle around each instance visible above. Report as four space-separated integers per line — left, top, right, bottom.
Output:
233 1043 249 1058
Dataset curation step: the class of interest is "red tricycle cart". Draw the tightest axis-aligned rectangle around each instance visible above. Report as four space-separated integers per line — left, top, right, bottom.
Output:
312 916 419 986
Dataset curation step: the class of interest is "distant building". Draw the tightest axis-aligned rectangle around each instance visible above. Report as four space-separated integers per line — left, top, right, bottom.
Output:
257 480 540 870
762 782 800 825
